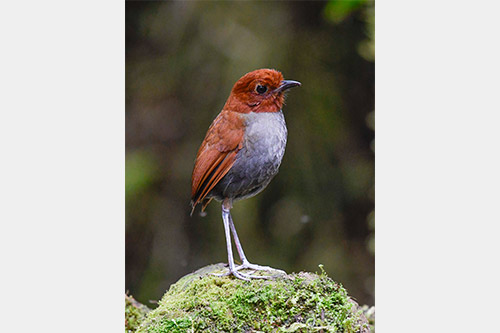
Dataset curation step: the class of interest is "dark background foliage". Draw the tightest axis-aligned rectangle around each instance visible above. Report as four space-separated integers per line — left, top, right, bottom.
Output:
126 0 374 306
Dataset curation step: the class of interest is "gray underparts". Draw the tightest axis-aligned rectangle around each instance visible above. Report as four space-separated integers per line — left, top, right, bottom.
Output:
210 110 287 202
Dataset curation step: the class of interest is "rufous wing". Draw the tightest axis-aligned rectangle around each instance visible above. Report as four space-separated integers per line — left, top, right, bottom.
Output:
190 110 245 214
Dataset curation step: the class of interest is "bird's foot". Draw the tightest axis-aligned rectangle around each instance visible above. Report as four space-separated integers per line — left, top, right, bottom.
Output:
211 268 270 281
211 261 286 281
235 261 286 275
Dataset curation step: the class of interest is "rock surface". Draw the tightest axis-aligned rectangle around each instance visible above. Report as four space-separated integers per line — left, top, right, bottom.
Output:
126 294 151 332
129 263 372 332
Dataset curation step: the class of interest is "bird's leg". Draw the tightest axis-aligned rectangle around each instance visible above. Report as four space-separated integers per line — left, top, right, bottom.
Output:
211 202 273 280
228 212 249 264
228 212 286 276
221 205 249 280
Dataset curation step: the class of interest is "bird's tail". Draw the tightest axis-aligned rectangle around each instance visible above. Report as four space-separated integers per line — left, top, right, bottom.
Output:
190 198 212 217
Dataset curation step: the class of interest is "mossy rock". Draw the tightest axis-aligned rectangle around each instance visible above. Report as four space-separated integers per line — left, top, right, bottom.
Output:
135 263 371 332
126 294 151 332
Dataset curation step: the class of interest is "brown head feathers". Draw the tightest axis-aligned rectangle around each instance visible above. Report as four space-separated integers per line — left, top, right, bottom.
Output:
223 69 291 114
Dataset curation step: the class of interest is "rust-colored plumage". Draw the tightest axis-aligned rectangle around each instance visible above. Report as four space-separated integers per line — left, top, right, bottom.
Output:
190 69 289 213
222 69 285 114
190 110 245 212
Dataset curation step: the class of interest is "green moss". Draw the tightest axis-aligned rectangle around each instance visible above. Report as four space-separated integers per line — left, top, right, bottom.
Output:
136 264 369 332
126 294 151 332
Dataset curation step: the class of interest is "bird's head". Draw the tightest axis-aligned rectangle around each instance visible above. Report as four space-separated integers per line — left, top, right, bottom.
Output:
223 69 301 114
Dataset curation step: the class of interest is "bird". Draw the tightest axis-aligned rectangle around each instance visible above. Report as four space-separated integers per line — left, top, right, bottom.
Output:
190 68 301 281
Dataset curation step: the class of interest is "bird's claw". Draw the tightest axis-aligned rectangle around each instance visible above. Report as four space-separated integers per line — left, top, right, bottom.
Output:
210 270 270 281
235 261 286 275
210 262 285 281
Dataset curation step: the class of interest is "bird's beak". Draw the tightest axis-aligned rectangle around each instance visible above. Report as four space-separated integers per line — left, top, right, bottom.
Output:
275 80 301 93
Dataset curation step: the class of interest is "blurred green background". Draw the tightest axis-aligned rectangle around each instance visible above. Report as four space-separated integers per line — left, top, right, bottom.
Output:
126 1 374 307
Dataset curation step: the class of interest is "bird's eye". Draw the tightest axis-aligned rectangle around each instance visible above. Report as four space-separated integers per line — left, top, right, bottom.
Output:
256 85 267 94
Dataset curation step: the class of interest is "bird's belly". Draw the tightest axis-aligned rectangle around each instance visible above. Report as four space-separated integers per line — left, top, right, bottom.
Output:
211 111 287 201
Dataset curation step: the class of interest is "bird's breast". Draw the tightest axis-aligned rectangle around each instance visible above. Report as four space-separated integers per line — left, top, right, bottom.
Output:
241 111 288 161
211 111 287 201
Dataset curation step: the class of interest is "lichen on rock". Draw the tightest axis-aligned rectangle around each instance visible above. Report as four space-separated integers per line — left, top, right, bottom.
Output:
134 263 370 332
